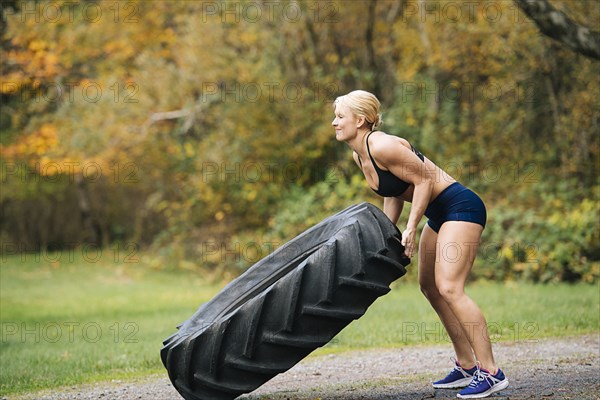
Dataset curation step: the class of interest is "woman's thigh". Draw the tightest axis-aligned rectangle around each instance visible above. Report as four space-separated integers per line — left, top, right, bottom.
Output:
434 221 484 290
418 223 438 289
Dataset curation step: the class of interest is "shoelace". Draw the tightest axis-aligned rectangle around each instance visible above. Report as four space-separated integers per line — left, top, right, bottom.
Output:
450 365 461 374
466 367 492 388
449 356 464 374
449 356 475 377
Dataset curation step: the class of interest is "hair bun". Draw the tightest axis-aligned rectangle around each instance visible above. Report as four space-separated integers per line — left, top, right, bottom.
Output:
373 113 383 129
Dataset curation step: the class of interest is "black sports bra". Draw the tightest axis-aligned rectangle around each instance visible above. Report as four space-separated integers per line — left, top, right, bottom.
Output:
358 132 425 197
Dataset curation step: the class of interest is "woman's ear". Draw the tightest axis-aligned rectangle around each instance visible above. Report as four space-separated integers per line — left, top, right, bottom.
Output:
356 115 366 128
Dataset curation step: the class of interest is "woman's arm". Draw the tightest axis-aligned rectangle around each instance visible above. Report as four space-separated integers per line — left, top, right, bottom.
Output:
370 135 434 257
401 178 434 257
383 196 404 224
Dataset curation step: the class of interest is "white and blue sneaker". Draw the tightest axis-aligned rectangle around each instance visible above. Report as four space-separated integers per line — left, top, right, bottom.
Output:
433 358 478 389
457 367 509 398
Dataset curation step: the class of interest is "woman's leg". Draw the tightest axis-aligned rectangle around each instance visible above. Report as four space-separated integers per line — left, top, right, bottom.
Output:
434 221 497 373
418 224 476 368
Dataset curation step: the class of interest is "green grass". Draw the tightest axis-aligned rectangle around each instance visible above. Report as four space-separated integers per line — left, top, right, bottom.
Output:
1 251 599 396
0 251 223 396
319 279 600 354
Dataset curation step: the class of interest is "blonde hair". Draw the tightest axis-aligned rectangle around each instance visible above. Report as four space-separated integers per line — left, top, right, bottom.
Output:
334 90 383 130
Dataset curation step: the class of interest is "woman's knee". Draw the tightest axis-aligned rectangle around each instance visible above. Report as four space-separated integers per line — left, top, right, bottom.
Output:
419 278 441 301
436 282 464 303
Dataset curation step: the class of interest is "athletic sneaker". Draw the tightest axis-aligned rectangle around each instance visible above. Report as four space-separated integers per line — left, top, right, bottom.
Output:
432 358 477 389
457 367 509 398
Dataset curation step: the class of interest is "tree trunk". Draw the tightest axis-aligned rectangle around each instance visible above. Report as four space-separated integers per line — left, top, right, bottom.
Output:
365 0 380 95
514 0 600 60
75 174 101 246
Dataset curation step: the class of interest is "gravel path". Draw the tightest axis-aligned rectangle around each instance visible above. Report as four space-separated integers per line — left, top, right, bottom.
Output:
9 334 599 400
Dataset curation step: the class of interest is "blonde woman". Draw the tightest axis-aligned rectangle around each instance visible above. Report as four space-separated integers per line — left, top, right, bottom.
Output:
332 90 508 399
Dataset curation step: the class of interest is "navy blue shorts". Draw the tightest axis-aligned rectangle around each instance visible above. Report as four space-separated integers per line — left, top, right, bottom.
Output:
424 182 487 233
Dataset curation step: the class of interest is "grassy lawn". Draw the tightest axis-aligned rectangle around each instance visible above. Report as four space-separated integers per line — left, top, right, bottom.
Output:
1 251 598 396
323 279 600 353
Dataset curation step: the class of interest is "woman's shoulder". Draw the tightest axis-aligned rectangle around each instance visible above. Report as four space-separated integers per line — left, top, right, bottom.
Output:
368 131 412 153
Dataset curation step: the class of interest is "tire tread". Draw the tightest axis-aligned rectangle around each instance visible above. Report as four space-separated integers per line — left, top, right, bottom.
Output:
161 203 410 400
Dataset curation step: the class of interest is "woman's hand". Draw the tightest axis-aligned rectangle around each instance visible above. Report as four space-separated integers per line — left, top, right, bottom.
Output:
401 227 417 258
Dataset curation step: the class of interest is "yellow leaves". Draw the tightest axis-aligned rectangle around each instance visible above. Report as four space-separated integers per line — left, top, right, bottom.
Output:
246 190 257 201
584 263 600 283
0 72 29 93
35 124 59 155
44 52 60 73
28 39 49 52
161 27 177 45
184 143 195 158
499 245 514 262
166 144 179 155
156 200 170 213
11 37 62 80
548 199 598 229
325 53 339 64
214 211 225 221
0 123 59 161
405 114 417 127
572 199 599 228
399 62 420 82
102 38 137 61
238 30 259 47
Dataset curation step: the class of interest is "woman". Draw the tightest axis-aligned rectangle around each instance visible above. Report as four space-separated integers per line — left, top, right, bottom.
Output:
332 90 509 399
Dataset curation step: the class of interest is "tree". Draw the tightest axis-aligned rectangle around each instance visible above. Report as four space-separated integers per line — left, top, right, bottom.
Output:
514 0 600 60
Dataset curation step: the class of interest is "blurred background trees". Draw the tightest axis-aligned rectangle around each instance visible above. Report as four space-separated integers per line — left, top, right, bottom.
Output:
1 0 598 282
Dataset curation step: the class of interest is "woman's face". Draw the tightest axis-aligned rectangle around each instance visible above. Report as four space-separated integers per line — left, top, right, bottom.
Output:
332 102 359 142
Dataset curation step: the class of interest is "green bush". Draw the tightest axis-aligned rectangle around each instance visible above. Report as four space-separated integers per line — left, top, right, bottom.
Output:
476 188 599 283
150 172 599 284
257 179 599 284
222 173 380 274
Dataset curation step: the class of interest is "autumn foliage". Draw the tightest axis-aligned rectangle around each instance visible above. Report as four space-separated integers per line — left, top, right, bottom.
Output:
1 1 598 281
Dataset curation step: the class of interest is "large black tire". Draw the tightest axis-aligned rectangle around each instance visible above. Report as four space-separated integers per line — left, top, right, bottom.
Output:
160 202 410 400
